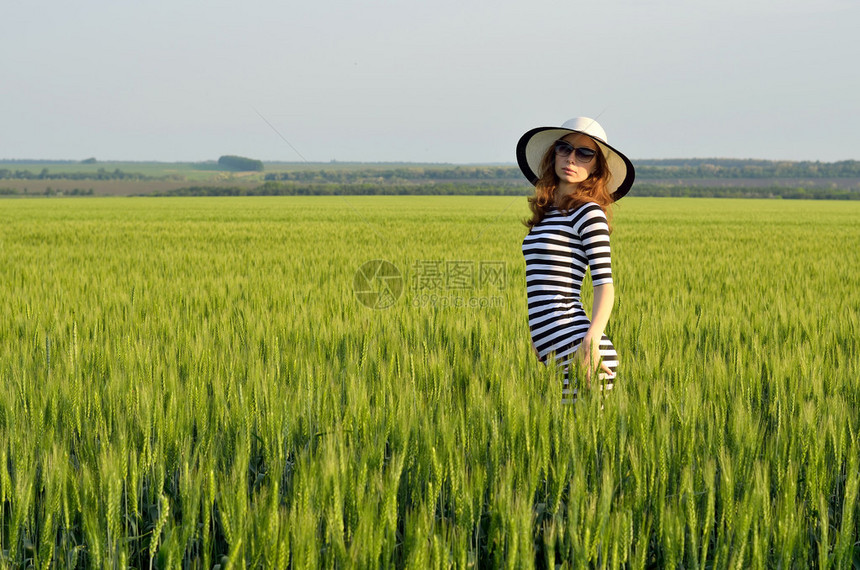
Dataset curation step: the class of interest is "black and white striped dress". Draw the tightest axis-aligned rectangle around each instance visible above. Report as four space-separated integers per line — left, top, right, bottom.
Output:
522 202 618 400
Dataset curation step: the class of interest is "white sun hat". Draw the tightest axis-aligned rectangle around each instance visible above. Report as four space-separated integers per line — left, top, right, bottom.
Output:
516 117 635 201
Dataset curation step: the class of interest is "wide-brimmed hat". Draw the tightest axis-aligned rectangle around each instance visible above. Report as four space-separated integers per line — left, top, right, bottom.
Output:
516 117 635 201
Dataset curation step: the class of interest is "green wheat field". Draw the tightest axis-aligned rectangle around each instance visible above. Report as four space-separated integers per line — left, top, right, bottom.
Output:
1 196 858 568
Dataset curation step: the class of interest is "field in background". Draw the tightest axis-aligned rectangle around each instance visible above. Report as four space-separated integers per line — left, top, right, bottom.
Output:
0 161 514 191
2 159 859 197
0 196 858 567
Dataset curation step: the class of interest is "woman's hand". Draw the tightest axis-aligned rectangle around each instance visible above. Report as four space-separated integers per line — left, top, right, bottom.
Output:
573 336 612 387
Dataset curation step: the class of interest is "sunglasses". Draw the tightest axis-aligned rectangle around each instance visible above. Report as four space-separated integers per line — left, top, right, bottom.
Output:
554 140 598 163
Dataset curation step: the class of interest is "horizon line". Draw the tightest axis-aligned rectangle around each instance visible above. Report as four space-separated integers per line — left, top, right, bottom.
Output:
1 157 858 166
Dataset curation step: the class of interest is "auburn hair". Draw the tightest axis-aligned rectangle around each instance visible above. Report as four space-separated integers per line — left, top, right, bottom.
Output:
523 140 614 231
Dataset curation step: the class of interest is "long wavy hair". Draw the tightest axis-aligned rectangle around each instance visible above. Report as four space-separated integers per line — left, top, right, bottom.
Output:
523 139 614 231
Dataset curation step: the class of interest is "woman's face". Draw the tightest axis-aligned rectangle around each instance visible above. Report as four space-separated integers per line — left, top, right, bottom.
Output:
554 133 599 185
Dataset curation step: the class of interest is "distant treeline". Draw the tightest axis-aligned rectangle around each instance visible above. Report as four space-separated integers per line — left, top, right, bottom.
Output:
261 161 860 182
149 182 523 197
3 159 859 182
635 159 860 179
263 166 522 182
148 181 860 200
0 168 161 181
0 187 94 196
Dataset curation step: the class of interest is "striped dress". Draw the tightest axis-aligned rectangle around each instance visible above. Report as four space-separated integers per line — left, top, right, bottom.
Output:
522 202 618 401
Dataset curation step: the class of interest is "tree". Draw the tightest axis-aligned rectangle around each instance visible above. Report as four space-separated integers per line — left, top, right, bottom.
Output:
217 155 264 172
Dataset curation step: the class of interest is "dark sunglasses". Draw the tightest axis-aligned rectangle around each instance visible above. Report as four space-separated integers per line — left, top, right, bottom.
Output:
554 140 598 163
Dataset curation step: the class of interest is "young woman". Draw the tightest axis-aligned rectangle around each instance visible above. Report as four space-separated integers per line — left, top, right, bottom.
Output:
517 117 635 403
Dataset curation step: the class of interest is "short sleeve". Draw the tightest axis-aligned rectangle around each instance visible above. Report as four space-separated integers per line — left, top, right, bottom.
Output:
573 204 613 286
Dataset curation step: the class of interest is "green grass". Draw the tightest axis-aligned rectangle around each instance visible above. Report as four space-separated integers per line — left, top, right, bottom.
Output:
0 196 858 568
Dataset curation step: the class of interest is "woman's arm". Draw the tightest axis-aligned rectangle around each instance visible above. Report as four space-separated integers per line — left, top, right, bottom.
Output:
575 282 615 382
571 203 615 383
586 282 614 343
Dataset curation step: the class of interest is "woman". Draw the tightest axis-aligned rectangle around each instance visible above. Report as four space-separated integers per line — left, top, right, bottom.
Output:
517 117 635 403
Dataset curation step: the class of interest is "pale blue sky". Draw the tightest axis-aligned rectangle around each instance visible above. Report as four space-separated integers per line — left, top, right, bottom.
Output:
3 0 858 163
